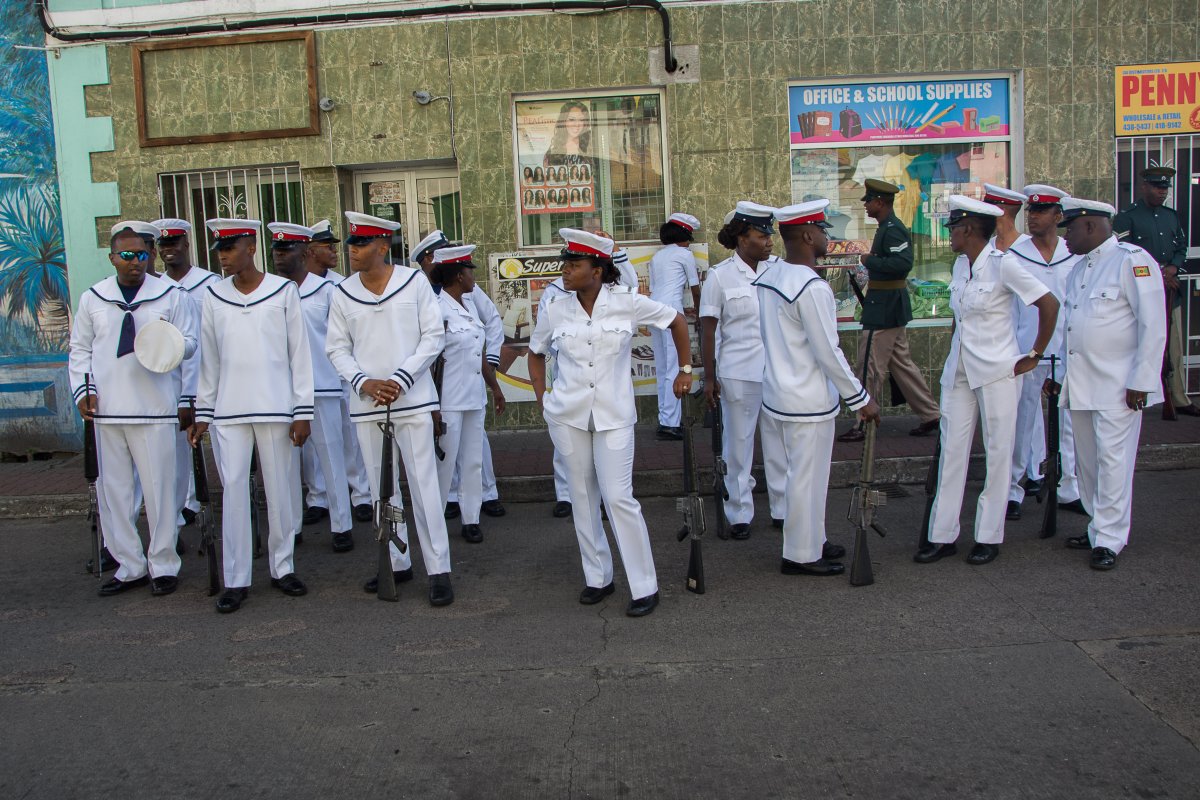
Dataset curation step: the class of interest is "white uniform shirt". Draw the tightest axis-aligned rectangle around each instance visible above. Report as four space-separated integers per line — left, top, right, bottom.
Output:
648 244 699 311
698 253 768 382
162 266 219 407
326 265 445 422
1060 236 1167 411
535 262 639 358
753 261 869 422
319 269 345 285
68 274 198 424
943 246 1051 390
1008 235 1081 358
195 273 314 425
438 292 488 412
464 288 503 367
529 283 677 431
296 272 342 398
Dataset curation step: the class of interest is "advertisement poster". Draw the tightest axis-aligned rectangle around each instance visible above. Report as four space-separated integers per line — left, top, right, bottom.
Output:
1115 62 1200 137
487 244 708 402
788 77 1011 148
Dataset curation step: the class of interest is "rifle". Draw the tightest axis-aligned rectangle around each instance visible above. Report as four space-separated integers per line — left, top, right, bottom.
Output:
374 402 408 602
848 419 886 586
675 394 706 594
1162 285 1177 421
917 431 941 550
709 373 729 541
83 373 104 579
249 449 262 558
1037 355 1060 539
431 354 447 461
190 402 221 595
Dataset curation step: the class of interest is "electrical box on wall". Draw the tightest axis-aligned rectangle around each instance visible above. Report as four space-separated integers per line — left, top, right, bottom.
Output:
649 45 699 84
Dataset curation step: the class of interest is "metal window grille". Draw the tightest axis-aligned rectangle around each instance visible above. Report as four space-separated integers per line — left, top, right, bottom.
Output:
157 164 305 272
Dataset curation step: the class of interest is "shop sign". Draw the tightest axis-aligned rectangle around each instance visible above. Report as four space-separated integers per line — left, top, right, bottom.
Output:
1115 62 1200 137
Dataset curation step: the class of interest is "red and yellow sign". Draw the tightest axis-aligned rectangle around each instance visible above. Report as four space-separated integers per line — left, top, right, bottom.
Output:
1115 62 1200 137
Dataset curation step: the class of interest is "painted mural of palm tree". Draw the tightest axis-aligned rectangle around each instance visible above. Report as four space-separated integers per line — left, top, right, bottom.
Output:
0 183 68 347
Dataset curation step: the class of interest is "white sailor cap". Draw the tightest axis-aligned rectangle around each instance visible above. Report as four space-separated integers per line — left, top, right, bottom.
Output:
110 220 161 243
722 209 737 226
732 201 776 234
431 244 477 265
559 227 615 259
775 199 833 229
344 211 401 244
134 319 185 374
667 212 701 233
267 222 315 246
310 219 340 244
982 183 1025 206
1058 197 1116 227
1022 184 1070 207
944 195 1003 227
412 229 451 265
150 218 191 239
205 218 262 250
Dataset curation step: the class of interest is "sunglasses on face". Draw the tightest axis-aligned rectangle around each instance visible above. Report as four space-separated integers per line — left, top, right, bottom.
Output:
115 250 151 263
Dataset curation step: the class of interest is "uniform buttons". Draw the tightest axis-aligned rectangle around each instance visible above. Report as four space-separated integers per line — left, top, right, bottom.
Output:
588 362 593 367
589 382 594 388
588 340 592 345
587 320 592 326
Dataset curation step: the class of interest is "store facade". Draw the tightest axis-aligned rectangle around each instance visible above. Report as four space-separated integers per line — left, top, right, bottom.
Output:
42 0 1200 428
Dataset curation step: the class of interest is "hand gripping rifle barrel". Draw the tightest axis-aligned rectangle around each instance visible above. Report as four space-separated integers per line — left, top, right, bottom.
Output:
676 395 706 594
1038 355 1060 539
848 421 886 587
83 373 102 579
190 401 221 596
375 403 408 602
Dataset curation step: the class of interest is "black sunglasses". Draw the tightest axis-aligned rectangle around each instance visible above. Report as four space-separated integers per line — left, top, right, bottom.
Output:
115 250 151 263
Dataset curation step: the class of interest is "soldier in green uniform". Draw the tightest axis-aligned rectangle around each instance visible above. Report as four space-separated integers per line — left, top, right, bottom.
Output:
1113 166 1196 416
838 179 941 442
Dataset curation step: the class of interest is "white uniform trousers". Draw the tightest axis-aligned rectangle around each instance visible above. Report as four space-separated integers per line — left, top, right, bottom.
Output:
97 464 142 538
356 414 452 576
340 394 372 506
1010 365 1079 503
650 327 681 427
438 410 485 524
96 423 179 581
173 427 199 523
1071 408 1142 554
213 422 301 587
306 396 353 533
720 378 785 524
305 395 373 510
553 448 570 502
929 360 1019 545
449 431 499 504
547 420 658 600
758 415 834 563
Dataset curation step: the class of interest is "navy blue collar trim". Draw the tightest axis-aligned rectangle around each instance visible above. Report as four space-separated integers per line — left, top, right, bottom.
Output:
207 282 290 308
335 270 419 305
299 278 333 299
89 285 174 309
1008 241 1074 268
751 274 822 304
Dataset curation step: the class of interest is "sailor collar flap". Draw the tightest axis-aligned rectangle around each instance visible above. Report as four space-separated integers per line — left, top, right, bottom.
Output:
751 262 822 304
1008 238 1074 268
89 276 174 310
336 267 420 306
206 275 291 308
298 273 334 299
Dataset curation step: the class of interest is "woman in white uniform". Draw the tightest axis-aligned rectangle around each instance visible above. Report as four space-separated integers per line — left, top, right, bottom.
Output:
648 213 701 440
528 229 692 617
916 196 1059 566
430 245 506 543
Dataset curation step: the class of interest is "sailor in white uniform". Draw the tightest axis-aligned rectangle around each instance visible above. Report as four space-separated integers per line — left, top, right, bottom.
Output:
1051 198 1167 570
301 220 373 525
528 228 693 617
152 218 220 531
915 197 1059 566
190 219 314 613
325 212 454 607
268 221 356 554
982 183 1026 251
70 220 198 597
1004 186 1084 520
648 213 702 440
429 245 507 542
752 201 879 574
700 201 789 540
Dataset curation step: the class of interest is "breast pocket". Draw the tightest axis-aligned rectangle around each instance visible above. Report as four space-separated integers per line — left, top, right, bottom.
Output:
723 286 757 322
1088 286 1123 317
961 281 996 313
597 319 632 355
551 324 580 358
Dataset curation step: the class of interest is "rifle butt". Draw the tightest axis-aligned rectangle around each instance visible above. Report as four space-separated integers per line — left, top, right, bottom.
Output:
377 537 399 602
205 531 221 596
686 538 705 594
849 527 875 587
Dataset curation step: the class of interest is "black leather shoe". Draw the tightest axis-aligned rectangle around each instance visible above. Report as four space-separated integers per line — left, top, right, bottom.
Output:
553 501 573 518
270 573 308 596
909 418 939 437
87 547 119 575
1005 500 1022 521
1059 499 1088 515
966 543 1000 565
772 518 784 529
98 575 149 596
1090 547 1117 570
481 499 506 517
429 573 454 606
1065 534 1092 550
353 503 373 522
444 501 461 519
175 536 187 555
579 582 615 605
293 532 303 546
302 506 328 525
913 543 957 563
780 558 845 576
150 576 178 596
216 587 247 613
626 591 659 617
823 541 846 560
181 508 198 526
837 425 865 443
332 531 354 552
1175 404 1200 417
363 568 414 593
655 425 683 441
1024 480 1042 497
461 524 483 543
729 523 750 540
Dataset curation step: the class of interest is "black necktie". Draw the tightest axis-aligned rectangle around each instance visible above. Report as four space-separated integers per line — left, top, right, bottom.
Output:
117 308 136 358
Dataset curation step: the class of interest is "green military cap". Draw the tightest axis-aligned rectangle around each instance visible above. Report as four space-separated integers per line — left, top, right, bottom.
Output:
1141 166 1175 187
861 178 900 201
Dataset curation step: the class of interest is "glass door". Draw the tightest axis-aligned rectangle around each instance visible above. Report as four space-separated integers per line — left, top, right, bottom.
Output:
354 167 462 264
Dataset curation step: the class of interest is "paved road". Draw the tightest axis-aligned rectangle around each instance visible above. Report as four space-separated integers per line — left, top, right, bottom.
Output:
3 471 1199 799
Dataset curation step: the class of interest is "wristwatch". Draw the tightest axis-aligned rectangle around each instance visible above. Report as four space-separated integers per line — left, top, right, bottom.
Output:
1027 349 1042 360
678 364 693 374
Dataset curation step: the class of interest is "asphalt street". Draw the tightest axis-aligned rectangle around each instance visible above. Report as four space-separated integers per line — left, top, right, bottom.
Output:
2 470 1199 799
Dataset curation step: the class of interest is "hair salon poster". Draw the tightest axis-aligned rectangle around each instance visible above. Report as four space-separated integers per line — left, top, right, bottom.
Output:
486 244 708 402
789 76 1011 148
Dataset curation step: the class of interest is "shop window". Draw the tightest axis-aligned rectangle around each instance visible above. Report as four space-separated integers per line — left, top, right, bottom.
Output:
513 91 667 248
